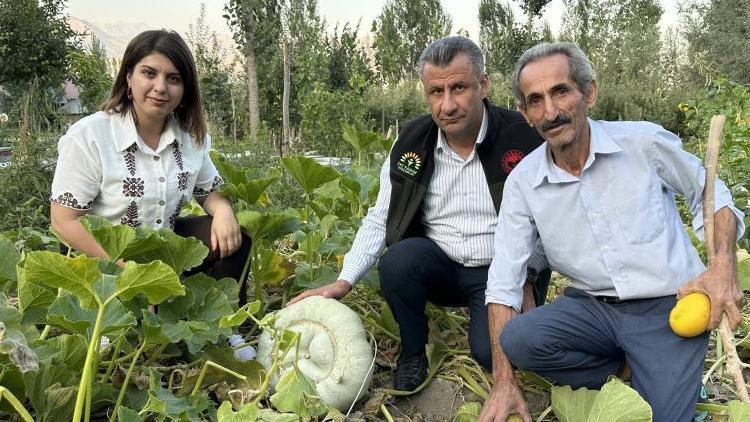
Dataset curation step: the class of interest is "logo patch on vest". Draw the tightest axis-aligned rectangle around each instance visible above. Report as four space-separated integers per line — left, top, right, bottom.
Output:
501 149 525 174
396 152 422 176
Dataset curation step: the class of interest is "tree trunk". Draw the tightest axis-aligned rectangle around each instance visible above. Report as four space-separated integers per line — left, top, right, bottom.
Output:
282 39 291 149
244 24 260 144
230 89 237 144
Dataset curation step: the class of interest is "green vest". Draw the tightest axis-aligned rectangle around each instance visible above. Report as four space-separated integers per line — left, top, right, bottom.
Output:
385 101 544 246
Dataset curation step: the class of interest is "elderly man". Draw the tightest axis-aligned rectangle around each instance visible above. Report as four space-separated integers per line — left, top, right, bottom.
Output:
480 42 745 421
290 36 548 391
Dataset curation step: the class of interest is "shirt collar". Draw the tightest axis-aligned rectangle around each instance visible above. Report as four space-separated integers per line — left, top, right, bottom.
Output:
112 111 182 153
532 118 622 188
436 104 488 152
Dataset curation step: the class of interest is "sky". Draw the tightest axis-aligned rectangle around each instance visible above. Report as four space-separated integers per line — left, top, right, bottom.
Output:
66 0 681 42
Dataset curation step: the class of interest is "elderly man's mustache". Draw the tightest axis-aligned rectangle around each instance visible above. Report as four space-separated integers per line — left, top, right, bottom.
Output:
541 114 572 132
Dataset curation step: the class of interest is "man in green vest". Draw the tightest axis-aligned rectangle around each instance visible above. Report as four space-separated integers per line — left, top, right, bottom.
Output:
290 36 548 392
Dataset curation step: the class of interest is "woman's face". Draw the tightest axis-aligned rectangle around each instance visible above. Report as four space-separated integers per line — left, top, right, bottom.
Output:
127 52 184 124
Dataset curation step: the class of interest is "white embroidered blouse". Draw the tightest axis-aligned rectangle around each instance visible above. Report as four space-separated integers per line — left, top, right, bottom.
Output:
50 111 223 229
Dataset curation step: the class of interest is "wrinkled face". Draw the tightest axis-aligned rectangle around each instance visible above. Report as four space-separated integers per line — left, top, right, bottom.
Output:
422 54 488 142
127 52 184 124
517 54 596 149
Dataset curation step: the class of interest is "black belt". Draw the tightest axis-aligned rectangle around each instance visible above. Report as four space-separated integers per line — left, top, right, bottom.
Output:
594 295 633 304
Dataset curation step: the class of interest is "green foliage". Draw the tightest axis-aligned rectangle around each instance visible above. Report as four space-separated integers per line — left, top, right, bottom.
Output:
455 401 482 421
683 0 750 85
269 368 327 417
67 36 113 112
281 155 341 197
0 0 77 87
371 0 452 83
298 82 368 155
552 378 653 421
680 78 750 245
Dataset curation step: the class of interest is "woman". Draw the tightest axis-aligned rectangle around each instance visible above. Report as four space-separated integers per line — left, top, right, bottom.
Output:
50 30 250 301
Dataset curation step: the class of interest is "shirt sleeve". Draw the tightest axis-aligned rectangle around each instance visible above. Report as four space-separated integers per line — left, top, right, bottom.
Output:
192 135 223 201
485 173 538 312
650 128 745 241
50 126 102 211
338 156 392 285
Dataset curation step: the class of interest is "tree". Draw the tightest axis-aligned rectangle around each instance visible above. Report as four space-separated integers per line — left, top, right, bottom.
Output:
67 36 113 112
684 0 750 85
371 0 452 83
188 4 234 139
479 0 525 75
479 0 553 76
0 0 77 87
224 0 282 143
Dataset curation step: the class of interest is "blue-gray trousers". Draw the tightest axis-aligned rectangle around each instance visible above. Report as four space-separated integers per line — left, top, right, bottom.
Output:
501 287 708 422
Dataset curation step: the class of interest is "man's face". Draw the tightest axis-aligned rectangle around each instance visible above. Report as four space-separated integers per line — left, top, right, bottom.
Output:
422 54 488 142
517 54 596 149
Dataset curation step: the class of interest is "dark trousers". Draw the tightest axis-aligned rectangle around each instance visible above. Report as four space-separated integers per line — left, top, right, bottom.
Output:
378 237 493 370
501 287 708 422
173 215 252 304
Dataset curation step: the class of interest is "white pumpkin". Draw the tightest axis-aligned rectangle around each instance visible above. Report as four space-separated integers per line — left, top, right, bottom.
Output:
257 296 374 411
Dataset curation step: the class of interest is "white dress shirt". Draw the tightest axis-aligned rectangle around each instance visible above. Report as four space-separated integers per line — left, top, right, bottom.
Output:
339 107 546 285
486 119 746 312
50 111 222 229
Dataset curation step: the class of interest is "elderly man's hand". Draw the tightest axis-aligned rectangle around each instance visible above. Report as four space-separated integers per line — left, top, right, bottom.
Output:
479 380 531 422
678 259 743 330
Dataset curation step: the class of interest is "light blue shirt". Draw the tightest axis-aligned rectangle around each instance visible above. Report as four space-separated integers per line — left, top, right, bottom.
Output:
486 119 745 312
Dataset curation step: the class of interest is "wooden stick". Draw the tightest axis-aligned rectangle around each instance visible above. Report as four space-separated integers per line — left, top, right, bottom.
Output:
703 115 750 402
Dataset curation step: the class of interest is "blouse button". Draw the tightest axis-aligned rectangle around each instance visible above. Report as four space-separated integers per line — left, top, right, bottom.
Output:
153 156 160 161
159 200 165 206
159 177 165 182
156 219 162 224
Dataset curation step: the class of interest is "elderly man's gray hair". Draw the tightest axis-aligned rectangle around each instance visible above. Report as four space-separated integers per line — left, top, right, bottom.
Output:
511 42 596 108
418 36 485 82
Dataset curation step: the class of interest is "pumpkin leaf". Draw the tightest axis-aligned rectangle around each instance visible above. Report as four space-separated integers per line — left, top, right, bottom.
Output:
0 234 20 292
17 257 57 323
81 216 136 260
282 155 340 196
116 406 142 422
114 261 184 304
737 249 750 291
47 294 136 338
552 384 600 422
122 229 208 275
216 401 259 422
23 252 102 309
252 247 295 287
552 378 652 422
219 301 262 328
729 400 750 421
455 402 482 422
140 369 210 420
269 368 327 417
256 409 300 422
342 124 380 153
236 210 300 243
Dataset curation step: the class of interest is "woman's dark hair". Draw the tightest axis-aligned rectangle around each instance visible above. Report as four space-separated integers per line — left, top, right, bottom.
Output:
101 29 207 144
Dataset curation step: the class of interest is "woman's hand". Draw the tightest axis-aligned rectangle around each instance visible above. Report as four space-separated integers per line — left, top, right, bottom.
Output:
204 193 242 259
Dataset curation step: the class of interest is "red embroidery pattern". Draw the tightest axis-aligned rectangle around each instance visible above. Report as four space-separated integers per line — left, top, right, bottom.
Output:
122 177 144 197
50 192 93 210
121 201 141 227
501 150 525 174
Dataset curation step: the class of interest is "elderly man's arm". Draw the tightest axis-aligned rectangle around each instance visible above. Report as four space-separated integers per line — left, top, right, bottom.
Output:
679 207 743 329
649 128 745 330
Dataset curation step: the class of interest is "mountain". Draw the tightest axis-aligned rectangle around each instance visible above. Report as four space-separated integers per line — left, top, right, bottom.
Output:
68 17 237 59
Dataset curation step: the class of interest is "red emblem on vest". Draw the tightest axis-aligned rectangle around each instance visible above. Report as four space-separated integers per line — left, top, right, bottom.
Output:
501 150 525 174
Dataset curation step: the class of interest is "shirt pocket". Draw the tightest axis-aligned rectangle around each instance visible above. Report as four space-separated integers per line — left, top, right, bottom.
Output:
612 184 666 244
